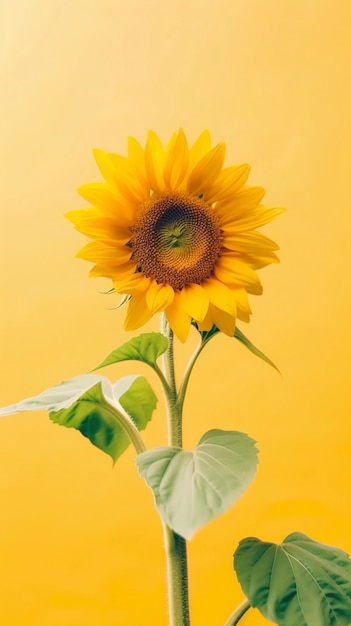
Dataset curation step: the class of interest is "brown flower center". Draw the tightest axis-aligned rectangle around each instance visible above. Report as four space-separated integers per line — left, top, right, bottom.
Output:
130 191 222 290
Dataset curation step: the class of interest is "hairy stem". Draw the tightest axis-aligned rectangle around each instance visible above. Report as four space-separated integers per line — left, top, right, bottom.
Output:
107 402 146 454
160 313 190 626
163 524 190 626
161 314 182 447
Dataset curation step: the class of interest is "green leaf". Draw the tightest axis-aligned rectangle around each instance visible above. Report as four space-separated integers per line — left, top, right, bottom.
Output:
49 376 157 462
0 374 157 463
49 382 126 462
93 332 168 371
234 327 280 374
119 376 158 431
0 374 111 416
50 376 157 463
234 532 351 626
137 429 258 539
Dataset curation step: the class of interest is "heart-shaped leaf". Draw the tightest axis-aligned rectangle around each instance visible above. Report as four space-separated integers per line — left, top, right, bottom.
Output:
137 429 258 539
0 374 157 463
0 374 110 415
50 376 156 462
234 532 351 626
93 332 168 371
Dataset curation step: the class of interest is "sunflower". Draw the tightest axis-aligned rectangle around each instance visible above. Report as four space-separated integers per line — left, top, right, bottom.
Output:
66 130 283 342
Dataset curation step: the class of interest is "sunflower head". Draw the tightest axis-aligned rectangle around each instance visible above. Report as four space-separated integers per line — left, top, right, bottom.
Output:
66 130 284 342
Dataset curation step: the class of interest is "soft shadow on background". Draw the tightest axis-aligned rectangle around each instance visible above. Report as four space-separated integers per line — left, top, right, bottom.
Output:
1 1 350 624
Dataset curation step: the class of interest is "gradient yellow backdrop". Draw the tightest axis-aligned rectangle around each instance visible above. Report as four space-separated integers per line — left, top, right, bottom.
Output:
1 1 350 624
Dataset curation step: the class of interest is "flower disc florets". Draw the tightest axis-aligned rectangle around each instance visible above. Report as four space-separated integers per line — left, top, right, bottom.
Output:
131 191 222 290
67 129 284 341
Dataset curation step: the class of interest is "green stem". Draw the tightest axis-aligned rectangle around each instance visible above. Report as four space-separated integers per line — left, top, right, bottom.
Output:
161 314 182 447
153 362 175 414
223 599 251 626
161 316 177 397
163 524 190 626
177 333 214 415
107 402 147 455
160 313 190 626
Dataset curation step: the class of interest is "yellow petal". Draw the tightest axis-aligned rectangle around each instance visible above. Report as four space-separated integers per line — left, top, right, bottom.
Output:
66 208 100 225
210 305 236 336
196 308 214 332
233 288 252 323
165 294 192 342
164 129 189 189
89 263 134 279
236 310 250 323
108 153 149 203
77 182 135 223
87 262 134 281
99 261 135 280
128 136 148 187
227 207 285 231
202 278 237 316
206 164 250 203
187 142 226 196
145 131 165 193
145 281 175 314
125 293 154 331
114 273 150 295
66 214 131 243
215 256 263 294
93 149 148 205
215 187 266 225
243 252 280 269
93 149 119 184
165 132 177 156
179 284 209 322
76 241 132 264
77 182 119 211
78 183 121 214
188 130 211 172
222 230 279 253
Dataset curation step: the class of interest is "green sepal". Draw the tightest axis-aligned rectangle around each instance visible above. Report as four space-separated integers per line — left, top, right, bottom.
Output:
193 322 279 373
50 376 157 463
234 532 351 626
193 323 220 343
234 327 280 374
137 429 258 539
93 332 168 371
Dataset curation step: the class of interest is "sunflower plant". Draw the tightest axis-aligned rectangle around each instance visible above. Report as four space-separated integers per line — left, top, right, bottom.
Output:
2 130 351 626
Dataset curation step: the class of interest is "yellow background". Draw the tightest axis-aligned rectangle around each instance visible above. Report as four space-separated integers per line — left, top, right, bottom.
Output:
1 1 350 624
